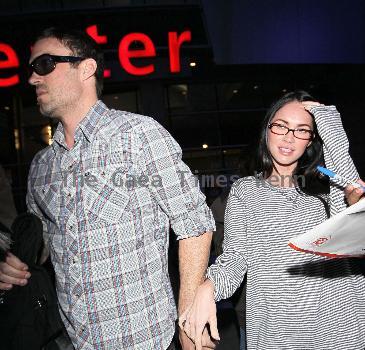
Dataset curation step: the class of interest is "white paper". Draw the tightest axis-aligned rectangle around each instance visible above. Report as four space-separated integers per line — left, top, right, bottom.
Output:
289 199 365 258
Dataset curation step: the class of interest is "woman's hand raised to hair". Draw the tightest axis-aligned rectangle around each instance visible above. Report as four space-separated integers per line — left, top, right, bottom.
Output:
302 101 323 110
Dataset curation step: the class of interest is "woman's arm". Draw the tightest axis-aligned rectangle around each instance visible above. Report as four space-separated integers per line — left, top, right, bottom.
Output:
304 103 360 215
179 181 248 349
206 183 248 301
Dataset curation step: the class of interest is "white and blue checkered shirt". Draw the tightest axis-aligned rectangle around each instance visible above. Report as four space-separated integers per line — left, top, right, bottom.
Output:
27 100 215 350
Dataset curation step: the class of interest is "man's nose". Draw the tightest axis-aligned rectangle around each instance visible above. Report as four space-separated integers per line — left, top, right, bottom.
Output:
28 70 42 86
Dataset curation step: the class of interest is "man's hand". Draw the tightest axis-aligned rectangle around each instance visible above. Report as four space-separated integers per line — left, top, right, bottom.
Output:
0 252 30 290
178 232 213 349
179 325 217 350
179 279 220 350
345 180 365 206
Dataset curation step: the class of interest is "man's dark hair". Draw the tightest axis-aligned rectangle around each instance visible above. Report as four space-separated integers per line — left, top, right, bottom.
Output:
36 27 104 98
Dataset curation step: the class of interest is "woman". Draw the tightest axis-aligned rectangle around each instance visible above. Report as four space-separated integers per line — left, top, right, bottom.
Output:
180 91 365 350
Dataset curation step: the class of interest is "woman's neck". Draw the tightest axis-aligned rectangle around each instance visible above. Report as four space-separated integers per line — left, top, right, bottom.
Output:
268 168 296 188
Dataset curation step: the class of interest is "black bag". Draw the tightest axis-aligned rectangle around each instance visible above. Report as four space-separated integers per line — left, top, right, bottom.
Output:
0 213 65 350
0 265 64 349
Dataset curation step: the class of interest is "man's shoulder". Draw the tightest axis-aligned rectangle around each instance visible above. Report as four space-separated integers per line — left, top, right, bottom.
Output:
31 145 54 166
27 146 54 184
100 109 162 136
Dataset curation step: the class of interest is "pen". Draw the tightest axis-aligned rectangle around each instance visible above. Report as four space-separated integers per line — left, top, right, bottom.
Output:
317 166 365 191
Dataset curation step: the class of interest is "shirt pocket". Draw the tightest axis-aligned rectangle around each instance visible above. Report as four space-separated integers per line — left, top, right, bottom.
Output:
33 182 61 225
83 163 131 226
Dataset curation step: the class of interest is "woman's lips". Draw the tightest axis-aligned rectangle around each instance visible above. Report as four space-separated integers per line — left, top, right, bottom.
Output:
278 146 294 155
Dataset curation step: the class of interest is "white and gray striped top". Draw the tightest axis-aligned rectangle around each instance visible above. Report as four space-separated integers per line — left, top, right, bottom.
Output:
207 105 365 350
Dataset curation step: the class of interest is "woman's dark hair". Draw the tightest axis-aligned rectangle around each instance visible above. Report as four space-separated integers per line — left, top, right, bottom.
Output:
36 27 104 98
256 90 328 197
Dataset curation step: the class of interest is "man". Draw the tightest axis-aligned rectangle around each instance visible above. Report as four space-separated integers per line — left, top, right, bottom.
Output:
0 27 215 350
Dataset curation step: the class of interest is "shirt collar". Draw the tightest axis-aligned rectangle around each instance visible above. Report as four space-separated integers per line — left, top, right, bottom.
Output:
52 100 109 150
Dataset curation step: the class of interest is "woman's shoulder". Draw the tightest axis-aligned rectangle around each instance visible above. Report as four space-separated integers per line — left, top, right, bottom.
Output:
230 175 262 195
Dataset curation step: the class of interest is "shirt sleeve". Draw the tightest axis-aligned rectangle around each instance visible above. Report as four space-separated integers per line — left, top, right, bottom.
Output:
26 158 49 262
206 182 247 301
309 105 359 215
136 119 215 240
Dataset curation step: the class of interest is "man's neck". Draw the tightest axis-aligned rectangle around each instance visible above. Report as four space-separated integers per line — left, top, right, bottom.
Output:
60 97 98 149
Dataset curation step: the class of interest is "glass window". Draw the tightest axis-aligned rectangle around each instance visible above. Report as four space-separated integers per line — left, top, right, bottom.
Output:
167 84 217 114
217 82 264 109
219 110 265 146
182 148 223 173
102 90 141 113
170 112 220 148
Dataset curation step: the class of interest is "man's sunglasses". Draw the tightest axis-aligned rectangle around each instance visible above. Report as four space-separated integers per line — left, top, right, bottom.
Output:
29 54 85 76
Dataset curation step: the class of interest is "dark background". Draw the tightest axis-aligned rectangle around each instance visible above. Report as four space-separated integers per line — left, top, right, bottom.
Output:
0 0 364 209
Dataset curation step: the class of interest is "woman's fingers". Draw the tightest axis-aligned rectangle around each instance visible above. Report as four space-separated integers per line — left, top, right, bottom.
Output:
178 310 188 329
345 180 365 206
179 279 218 348
208 315 220 341
302 101 322 109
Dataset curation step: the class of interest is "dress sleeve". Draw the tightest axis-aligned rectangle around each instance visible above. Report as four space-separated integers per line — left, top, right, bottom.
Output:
206 182 248 301
137 119 215 239
309 105 359 215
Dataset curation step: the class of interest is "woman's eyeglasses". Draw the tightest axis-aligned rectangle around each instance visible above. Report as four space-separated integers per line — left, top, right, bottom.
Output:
29 54 85 76
268 122 314 140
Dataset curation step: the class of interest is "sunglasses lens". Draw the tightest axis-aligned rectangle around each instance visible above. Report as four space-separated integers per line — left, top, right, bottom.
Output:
31 55 56 76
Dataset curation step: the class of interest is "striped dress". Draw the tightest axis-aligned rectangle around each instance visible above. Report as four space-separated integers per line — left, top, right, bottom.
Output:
207 105 365 350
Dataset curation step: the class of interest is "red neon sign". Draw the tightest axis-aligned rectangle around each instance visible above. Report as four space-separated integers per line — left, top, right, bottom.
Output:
86 25 108 44
0 43 20 87
118 33 156 76
85 25 111 78
0 25 192 87
168 31 191 73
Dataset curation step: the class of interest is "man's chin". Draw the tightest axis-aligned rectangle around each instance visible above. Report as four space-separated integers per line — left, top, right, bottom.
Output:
39 105 57 119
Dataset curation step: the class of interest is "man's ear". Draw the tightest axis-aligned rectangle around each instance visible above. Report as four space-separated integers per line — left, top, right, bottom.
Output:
81 58 97 81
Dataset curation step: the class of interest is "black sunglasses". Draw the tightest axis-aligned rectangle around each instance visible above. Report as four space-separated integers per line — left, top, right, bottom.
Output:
29 54 85 76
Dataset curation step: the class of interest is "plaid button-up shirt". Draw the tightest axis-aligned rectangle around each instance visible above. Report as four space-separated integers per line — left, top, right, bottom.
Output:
27 101 215 350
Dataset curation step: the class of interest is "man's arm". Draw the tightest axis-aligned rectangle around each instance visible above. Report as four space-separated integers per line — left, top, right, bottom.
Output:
0 157 49 291
178 231 212 314
179 231 219 349
136 119 216 348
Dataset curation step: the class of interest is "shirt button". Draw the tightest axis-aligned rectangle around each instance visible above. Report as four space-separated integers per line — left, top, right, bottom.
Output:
73 256 79 264
69 225 73 230
67 193 71 198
